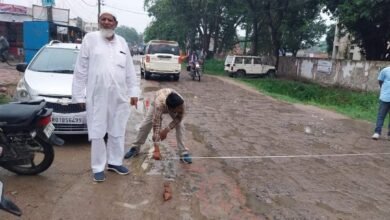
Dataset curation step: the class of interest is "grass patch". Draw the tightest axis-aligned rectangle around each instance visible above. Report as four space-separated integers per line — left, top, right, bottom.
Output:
203 58 379 122
240 78 378 122
0 94 9 104
203 58 225 76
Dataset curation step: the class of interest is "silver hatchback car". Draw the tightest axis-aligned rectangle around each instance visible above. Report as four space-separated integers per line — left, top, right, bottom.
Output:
15 41 87 134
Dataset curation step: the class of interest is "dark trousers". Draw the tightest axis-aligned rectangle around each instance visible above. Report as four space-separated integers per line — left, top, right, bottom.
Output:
374 100 390 135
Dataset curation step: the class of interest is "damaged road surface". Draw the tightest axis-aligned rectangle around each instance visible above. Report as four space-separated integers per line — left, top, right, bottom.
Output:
1 69 390 219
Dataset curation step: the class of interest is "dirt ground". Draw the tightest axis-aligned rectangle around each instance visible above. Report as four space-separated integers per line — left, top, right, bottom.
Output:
1 62 390 219
153 73 390 219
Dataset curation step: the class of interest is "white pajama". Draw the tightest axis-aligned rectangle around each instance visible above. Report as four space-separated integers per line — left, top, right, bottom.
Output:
91 134 125 173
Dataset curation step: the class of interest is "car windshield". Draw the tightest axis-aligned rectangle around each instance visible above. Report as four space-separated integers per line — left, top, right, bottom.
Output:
148 44 179 55
29 47 79 73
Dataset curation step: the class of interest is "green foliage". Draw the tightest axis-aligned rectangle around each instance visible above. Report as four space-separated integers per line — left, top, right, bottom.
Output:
143 0 330 63
317 41 328 53
115 26 141 45
241 78 378 121
0 94 9 104
203 59 378 121
144 0 254 54
324 0 390 60
143 0 192 48
280 1 326 55
203 58 225 75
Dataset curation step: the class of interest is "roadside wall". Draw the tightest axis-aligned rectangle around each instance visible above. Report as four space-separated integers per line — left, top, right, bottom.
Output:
278 57 390 92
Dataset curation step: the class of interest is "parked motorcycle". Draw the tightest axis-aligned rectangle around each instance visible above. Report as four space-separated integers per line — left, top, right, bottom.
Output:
0 181 21 216
188 61 202 81
0 100 63 175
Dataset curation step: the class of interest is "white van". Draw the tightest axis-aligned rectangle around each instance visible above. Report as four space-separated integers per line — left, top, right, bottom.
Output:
140 40 181 81
224 55 276 78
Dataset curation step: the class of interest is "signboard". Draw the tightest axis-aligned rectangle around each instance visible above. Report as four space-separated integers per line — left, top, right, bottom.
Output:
57 26 68 34
42 0 56 7
317 60 332 74
0 3 28 15
32 5 69 25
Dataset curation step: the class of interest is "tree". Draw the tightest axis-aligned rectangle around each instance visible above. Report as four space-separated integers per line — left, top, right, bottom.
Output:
144 0 193 49
143 0 326 65
144 0 243 56
324 0 390 60
280 5 326 56
325 24 335 55
115 26 141 45
257 0 323 68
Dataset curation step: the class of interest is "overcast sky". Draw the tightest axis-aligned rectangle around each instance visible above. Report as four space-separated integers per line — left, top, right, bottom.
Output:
3 0 152 33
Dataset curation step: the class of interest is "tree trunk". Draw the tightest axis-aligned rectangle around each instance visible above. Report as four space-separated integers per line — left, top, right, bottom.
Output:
251 16 259 55
244 24 249 55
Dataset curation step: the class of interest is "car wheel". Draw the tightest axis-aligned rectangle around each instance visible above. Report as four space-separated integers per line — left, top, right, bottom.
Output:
267 70 276 78
236 70 245 78
145 71 151 80
173 74 180 81
145 72 152 80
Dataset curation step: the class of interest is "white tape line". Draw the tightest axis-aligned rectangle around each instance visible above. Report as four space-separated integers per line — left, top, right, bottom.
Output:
171 152 390 160
115 200 149 209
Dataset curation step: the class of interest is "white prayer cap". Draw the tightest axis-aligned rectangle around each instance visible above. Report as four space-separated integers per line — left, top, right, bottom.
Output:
99 10 117 21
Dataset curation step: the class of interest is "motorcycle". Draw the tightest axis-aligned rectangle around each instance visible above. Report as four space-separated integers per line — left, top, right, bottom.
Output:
0 100 64 175
0 181 21 216
188 61 202 81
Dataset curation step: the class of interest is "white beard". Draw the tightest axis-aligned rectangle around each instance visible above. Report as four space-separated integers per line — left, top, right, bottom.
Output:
100 28 115 38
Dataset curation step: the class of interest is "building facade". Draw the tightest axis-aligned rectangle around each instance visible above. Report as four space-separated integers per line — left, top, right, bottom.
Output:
332 23 363 61
0 3 32 60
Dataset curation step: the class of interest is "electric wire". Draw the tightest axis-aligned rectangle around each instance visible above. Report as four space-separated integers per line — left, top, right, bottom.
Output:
103 4 148 15
80 0 97 7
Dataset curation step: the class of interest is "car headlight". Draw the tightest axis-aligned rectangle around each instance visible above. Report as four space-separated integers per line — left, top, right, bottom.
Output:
15 78 31 101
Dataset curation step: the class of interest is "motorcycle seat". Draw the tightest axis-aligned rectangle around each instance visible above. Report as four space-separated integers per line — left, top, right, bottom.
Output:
0 103 44 126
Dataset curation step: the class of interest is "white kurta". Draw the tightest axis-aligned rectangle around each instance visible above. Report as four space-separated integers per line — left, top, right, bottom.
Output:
72 32 140 139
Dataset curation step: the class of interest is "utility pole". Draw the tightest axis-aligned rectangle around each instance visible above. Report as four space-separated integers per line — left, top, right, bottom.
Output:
97 0 101 23
47 6 53 22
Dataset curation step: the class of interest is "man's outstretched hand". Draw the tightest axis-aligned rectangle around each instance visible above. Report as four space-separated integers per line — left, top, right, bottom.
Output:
130 97 138 109
159 128 170 141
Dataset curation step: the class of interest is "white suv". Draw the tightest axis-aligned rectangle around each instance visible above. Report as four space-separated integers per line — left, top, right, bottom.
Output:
140 40 181 81
224 55 276 78
14 41 87 134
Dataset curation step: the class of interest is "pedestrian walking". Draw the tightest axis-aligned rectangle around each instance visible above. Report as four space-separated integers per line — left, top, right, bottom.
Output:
372 66 390 140
72 11 140 182
124 88 192 164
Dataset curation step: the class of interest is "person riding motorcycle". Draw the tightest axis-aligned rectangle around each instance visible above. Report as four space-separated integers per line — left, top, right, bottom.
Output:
188 51 199 72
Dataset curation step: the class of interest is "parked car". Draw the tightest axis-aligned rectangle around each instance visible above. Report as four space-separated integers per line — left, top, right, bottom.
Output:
140 40 181 81
14 40 87 135
224 55 276 78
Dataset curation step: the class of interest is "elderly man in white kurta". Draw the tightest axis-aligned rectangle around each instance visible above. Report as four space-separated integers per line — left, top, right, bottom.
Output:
72 12 140 182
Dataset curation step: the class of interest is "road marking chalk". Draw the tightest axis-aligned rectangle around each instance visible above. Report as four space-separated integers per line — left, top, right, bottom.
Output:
170 152 390 160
